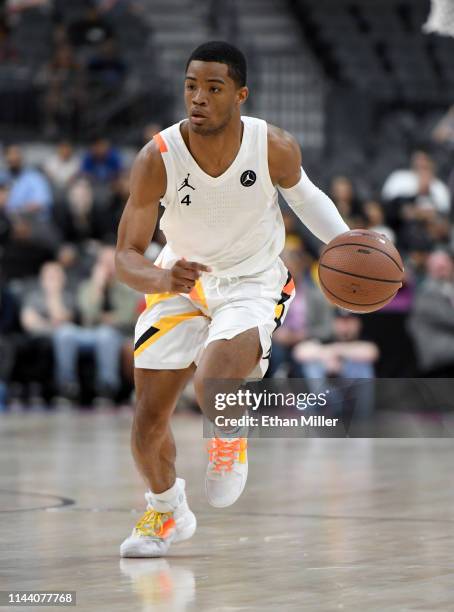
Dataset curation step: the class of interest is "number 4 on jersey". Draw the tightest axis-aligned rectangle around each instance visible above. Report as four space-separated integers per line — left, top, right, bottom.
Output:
180 194 191 206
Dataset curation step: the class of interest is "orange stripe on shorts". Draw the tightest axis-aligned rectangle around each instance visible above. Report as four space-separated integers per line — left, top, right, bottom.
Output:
153 133 168 153
283 277 295 295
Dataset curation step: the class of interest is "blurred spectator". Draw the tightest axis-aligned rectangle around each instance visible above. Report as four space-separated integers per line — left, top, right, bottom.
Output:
56 243 87 289
409 250 454 377
3 144 52 216
20 261 74 401
293 311 378 415
92 170 128 242
1 145 59 278
294 311 378 379
60 177 95 243
0 274 21 410
87 39 126 90
43 140 80 192
40 43 86 137
68 3 114 48
329 175 364 228
382 151 451 251
432 105 454 148
20 261 74 333
406 238 433 287
363 200 395 243
81 137 122 183
268 245 333 377
382 150 451 214
54 246 137 403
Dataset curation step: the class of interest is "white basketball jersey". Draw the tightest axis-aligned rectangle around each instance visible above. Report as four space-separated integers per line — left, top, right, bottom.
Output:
154 115 285 277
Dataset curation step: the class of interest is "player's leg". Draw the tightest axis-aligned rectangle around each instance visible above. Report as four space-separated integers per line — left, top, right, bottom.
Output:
194 260 296 508
193 327 261 420
193 329 260 509
121 293 209 558
132 366 195 494
121 366 198 558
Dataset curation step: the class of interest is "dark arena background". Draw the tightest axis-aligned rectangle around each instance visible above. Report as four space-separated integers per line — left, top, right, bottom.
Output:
1 0 454 610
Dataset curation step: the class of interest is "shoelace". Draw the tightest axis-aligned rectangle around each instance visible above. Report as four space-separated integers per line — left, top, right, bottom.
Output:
134 509 175 538
207 438 244 473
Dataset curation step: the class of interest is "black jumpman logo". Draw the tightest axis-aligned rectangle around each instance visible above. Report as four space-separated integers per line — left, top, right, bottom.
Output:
178 173 195 191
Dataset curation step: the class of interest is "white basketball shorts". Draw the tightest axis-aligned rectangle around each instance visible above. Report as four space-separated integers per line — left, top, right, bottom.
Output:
134 256 295 378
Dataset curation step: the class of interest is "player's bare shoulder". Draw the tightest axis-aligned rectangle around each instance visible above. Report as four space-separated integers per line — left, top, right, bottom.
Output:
130 138 167 207
267 123 302 187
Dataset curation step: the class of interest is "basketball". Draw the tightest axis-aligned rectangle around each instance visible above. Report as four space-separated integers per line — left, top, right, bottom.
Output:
318 230 404 313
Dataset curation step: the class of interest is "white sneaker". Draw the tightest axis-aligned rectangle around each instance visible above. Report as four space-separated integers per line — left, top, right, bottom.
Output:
205 438 248 508
120 478 197 558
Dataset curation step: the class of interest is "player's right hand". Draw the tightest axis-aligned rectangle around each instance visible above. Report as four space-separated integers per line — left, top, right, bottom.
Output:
164 258 212 293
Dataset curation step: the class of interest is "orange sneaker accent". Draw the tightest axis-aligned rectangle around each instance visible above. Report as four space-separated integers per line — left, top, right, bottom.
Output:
156 517 176 539
207 437 248 473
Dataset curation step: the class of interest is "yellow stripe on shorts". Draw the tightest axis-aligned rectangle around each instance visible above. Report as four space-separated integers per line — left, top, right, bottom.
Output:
144 292 175 310
134 311 202 358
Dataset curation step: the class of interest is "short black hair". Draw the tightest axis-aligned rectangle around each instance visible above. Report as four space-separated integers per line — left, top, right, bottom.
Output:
186 41 247 87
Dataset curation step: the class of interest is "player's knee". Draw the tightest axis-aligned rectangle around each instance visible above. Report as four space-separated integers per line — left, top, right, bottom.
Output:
133 399 170 444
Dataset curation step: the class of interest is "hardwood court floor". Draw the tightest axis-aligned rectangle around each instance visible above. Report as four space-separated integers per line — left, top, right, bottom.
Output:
1 410 454 612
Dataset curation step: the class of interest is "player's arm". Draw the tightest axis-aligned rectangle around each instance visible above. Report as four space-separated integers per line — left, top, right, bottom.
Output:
115 141 210 294
268 125 350 244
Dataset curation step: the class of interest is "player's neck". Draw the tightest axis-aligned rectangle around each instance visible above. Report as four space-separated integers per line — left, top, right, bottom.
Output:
183 116 244 178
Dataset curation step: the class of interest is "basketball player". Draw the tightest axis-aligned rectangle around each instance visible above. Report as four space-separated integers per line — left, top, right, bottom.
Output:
116 41 349 557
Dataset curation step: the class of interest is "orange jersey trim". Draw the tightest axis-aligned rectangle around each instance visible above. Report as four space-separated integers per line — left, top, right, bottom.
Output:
153 132 168 153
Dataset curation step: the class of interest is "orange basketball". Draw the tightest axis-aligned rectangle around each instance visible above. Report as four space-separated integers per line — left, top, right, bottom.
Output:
318 230 404 313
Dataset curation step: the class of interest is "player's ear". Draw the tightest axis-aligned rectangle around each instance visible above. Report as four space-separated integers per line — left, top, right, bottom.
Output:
237 86 249 106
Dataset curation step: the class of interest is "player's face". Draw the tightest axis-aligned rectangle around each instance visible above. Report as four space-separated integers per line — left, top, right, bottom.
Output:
184 61 248 135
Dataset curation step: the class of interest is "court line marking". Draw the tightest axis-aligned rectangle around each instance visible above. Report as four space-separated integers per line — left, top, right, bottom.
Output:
0 488 76 512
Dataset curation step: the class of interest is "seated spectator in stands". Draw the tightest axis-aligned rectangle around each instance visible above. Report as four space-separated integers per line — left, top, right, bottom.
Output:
40 43 85 137
382 150 451 214
54 246 137 404
406 235 433 288
0 274 22 411
409 250 454 377
56 243 87 290
3 145 53 218
58 177 95 243
363 200 395 243
329 175 363 225
68 3 114 48
382 151 451 251
293 310 378 416
20 261 74 402
87 39 126 90
1 145 59 278
81 137 122 183
43 140 80 193
92 170 129 243
267 244 333 377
